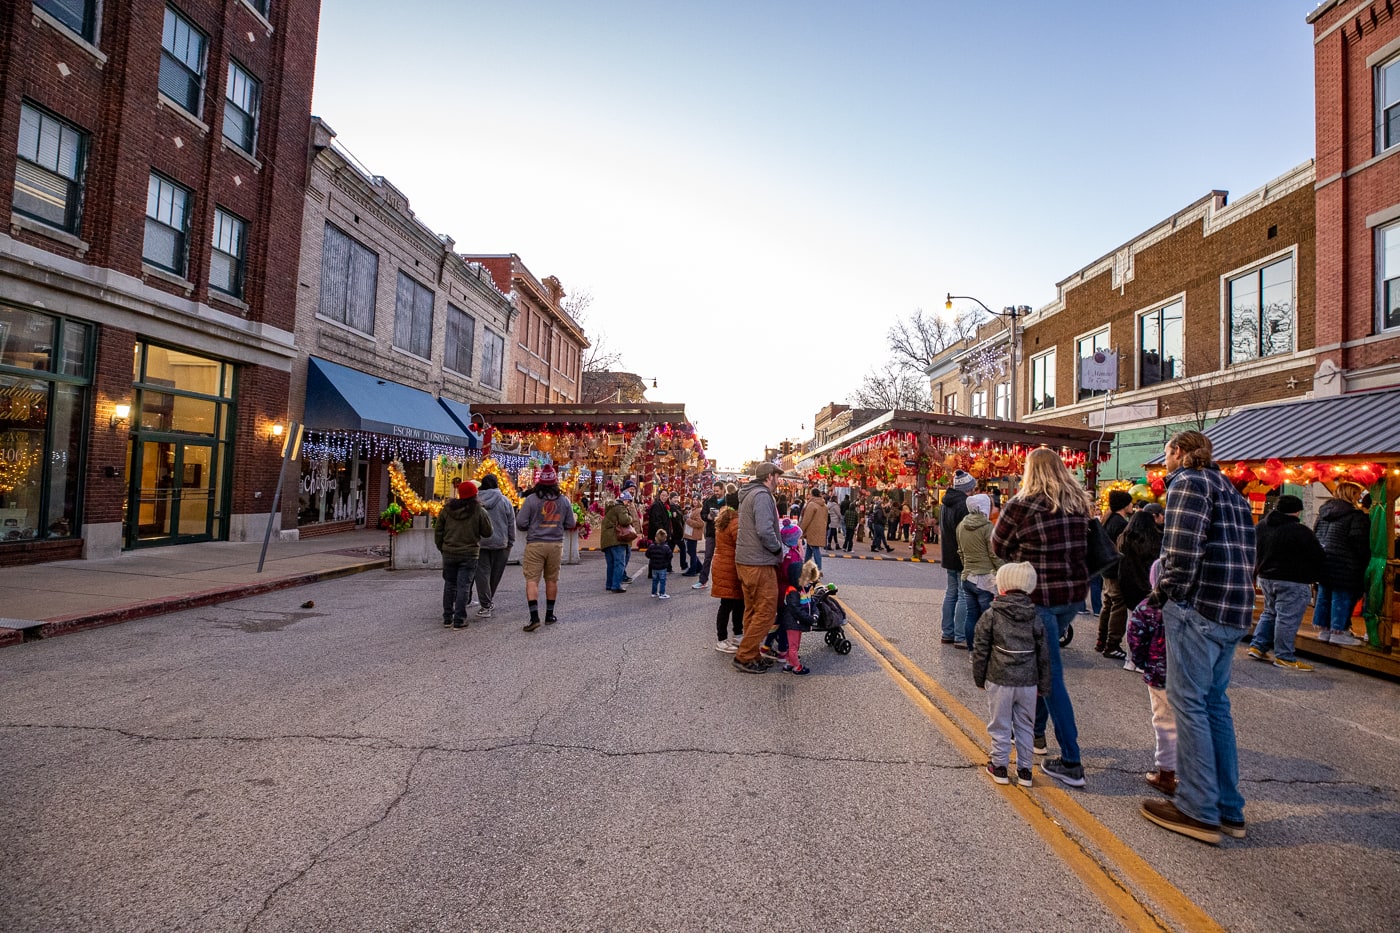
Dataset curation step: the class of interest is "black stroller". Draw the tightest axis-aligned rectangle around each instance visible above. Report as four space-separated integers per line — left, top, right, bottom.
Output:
809 586 852 655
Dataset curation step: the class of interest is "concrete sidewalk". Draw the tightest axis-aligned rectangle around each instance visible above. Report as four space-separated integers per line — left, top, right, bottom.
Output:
0 529 390 647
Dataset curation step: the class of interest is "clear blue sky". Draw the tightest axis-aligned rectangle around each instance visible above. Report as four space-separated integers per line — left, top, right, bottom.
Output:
312 0 1320 469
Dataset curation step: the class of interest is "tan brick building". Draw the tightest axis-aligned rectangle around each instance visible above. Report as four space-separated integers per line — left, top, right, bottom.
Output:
288 119 516 536
0 0 319 564
1017 161 1318 482
1309 1 1400 394
461 254 588 404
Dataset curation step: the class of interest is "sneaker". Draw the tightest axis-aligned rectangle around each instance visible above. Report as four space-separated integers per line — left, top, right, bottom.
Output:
728 635 743 647
985 761 1010 785
1247 646 1270 662
1314 628 1331 642
523 620 541 632
1273 657 1314 671
650 593 658 598
442 618 453 627
715 639 738 653
1140 799 1221 845
544 615 558 625
1016 767 1033 787
1123 658 1143 672
1329 631 1363 647
782 663 811 675
760 645 784 661
692 581 708 589
1220 817 1247 839
452 619 467 629
732 657 770 674
1040 758 1086 788
1033 735 1048 756
476 606 494 618
658 593 671 599
1103 648 1126 660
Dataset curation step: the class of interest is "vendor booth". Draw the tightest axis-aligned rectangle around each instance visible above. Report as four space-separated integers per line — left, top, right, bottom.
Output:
1153 387 1400 672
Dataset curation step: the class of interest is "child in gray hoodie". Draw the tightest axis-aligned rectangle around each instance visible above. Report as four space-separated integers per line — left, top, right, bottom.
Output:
972 561 1052 787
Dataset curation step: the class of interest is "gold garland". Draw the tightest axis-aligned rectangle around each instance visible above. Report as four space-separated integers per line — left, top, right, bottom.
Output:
387 458 522 520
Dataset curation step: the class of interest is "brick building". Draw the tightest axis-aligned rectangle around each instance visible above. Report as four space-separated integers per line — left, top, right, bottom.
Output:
0 0 319 565
927 319 1016 421
1017 161 1317 482
1309 1 1400 394
461 254 588 405
286 119 516 537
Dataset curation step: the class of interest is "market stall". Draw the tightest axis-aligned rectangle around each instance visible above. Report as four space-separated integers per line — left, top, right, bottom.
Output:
1151 388 1400 667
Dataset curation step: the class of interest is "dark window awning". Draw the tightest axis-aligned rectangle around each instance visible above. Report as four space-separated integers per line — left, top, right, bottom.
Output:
437 396 483 449
304 357 473 448
1158 387 1400 464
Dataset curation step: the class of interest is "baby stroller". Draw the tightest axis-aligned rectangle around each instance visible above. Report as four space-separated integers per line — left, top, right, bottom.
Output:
809 586 852 655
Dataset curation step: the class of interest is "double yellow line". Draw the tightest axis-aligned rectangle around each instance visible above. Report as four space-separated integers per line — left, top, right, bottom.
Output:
842 605 1223 933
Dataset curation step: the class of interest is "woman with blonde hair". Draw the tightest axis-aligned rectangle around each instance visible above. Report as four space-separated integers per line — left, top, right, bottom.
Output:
991 447 1093 788
1312 480 1370 646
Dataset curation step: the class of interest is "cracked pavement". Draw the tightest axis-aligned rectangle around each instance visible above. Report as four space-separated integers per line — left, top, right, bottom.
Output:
2 557 1398 931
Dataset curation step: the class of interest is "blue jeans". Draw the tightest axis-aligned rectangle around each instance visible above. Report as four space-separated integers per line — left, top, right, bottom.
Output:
1088 575 1103 615
442 557 479 622
651 569 668 595
1033 603 1083 764
682 539 699 572
805 543 823 571
942 570 969 641
870 524 887 550
1164 600 1246 826
1312 585 1357 633
1251 579 1311 661
962 580 994 641
603 545 628 590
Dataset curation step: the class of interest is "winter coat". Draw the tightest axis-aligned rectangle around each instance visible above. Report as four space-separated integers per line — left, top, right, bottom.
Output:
779 583 820 632
684 506 704 541
1314 498 1370 592
990 493 1090 608
646 541 673 572
827 500 842 532
899 506 913 528
476 488 516 550
646 500 670 540
734 481 783 566
956 511 1002 579
709 518 742 600
1116 518 1163 610
843 501 860 530
515 490 576 542
1255 509 1325 585
868 504 886 528
1098 511 1130 581
799 499 827 545
669 503 687 544
971 591 1051 694
599 501 634 550
434 498 493 561
939 489 970 570
701 495 724 537
1126 599 1166 690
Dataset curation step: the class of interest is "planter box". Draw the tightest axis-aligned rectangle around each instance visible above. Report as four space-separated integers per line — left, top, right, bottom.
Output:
391 526 441 570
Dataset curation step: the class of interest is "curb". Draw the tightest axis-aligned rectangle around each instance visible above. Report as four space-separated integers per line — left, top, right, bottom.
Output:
4 558 389 647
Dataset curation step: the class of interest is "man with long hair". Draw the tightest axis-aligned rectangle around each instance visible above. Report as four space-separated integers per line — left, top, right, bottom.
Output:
1140 431 1255 845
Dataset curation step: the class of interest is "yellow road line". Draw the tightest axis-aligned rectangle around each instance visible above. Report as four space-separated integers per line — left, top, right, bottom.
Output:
842 606 1224 933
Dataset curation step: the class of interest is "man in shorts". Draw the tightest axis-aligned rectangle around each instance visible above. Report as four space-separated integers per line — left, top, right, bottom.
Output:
515 464 577 632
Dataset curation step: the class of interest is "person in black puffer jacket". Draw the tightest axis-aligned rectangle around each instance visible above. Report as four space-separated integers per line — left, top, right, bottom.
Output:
1312 482 1370 646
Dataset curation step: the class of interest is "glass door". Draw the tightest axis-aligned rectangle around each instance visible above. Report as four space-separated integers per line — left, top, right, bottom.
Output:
129 437 217 544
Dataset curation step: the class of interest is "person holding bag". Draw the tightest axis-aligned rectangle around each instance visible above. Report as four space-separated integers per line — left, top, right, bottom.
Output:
600 491 636 594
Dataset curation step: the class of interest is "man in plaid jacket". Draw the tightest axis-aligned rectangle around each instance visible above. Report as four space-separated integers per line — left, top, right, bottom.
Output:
1140 431 1256 846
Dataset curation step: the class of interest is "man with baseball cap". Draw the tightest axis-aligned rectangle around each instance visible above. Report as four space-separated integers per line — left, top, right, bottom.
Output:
731 462 784 673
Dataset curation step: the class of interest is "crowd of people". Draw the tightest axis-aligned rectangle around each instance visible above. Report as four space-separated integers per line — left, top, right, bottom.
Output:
425 429 1378 847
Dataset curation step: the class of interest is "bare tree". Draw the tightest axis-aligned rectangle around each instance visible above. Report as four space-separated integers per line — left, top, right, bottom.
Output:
887 307 985 373
848 362 934 411
562 288 627 374
1164 372 1237 432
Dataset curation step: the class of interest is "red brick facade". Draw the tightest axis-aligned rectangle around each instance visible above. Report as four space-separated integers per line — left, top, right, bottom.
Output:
0 1 320 563
1310 0 1400 392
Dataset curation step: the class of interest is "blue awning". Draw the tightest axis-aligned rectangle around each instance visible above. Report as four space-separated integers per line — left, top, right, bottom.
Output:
304 357 473 448
437 396 484 449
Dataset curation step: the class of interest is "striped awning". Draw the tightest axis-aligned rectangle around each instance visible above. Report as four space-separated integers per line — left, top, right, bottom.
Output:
1166 387 1400 463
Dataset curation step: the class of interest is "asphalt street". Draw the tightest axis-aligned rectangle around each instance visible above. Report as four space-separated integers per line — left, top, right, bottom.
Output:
1 552 1397 932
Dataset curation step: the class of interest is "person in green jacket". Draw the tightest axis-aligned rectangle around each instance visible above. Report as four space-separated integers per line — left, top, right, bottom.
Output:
434 481 493 629
956 494 1003 648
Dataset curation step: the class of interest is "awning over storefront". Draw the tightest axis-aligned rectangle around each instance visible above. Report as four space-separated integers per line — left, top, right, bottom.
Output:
1177 387 1400 463
304 357 473 448
436 396 483 449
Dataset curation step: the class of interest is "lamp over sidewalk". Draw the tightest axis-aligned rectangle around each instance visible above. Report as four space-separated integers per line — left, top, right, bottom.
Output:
946 294 1030 422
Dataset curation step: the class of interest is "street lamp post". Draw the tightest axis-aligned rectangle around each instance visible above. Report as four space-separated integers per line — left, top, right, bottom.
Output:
945 293 1031 422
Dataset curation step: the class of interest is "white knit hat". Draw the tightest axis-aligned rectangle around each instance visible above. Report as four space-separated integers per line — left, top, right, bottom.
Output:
996 561 1038 595
966 494 991 517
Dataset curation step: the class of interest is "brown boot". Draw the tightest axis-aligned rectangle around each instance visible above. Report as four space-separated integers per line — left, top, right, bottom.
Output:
1145 769 1177 797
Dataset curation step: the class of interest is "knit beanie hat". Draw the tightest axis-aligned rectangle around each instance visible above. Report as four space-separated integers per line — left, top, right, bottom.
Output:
996 561 1038 595
536 464 558 485
966 494 991 517
952 470 977 493
1276 494 1304 514
479 473 499 490
1108 489 1133 512
779 519 802 547
456 481 478 499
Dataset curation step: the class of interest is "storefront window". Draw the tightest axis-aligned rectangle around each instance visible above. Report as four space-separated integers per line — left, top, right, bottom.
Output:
297 434 364 526
0 304 90 542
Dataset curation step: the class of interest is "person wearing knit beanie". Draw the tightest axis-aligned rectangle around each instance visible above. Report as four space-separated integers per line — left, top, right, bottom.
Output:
973 559 1050 788
1107 489 1134 514
952 470 977 494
